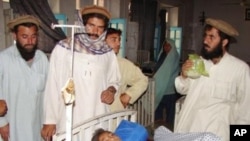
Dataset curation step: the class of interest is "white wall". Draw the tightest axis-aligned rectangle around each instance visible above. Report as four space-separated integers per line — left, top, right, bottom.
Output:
126 22 139 62
0 0 4 51
169 7 179 27
48 0 60 13
0 1 11 51
106 0 120 18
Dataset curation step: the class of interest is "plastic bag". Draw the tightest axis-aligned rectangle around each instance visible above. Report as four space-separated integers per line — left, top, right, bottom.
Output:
186 54 209 79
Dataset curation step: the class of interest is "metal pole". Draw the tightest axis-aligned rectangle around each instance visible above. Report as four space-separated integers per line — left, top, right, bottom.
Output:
51 23 82 141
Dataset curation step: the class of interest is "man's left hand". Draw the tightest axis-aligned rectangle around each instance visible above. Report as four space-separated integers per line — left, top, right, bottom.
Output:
120 93 131 108
101 86 116 104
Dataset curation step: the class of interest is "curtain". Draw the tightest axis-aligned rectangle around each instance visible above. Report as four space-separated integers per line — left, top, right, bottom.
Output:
9 0 67 53
130 0 157 61
159 9 167 52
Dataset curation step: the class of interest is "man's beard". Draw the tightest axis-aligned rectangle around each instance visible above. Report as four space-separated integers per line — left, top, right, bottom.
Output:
201 41 223 60
16 40 37 61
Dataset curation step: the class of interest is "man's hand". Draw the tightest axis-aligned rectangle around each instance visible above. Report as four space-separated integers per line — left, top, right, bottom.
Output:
0 100 7 116
41 124 56 141
101 86 116 105
0 124 9 141
181 59 193 78
120 93 131 108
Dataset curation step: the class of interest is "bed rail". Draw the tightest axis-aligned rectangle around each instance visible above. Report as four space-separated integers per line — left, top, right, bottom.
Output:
52 109 137 141
129 78 155 127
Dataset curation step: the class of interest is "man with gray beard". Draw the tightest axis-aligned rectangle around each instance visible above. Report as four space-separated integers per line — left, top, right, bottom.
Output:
174 18 250 141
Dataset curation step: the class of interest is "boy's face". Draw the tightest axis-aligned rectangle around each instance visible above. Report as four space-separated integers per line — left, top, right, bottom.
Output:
99 131 121 141
105 33 121 54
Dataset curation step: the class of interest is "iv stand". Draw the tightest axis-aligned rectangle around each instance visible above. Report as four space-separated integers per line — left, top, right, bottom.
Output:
51 23 82 141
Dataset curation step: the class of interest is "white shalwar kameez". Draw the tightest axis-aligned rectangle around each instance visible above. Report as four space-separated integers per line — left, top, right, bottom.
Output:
174 53 250 141
0 46 49 141
43 44 120 140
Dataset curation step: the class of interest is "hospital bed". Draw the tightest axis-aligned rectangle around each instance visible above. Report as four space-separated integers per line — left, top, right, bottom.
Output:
52 109 137 141
52 78 155 141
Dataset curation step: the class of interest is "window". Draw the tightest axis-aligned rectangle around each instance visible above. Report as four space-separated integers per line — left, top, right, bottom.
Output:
54 14 67 34
170 26 182 56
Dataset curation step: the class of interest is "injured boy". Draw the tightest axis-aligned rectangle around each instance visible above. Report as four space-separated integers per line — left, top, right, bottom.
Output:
91 128 121 141
91 120 148 141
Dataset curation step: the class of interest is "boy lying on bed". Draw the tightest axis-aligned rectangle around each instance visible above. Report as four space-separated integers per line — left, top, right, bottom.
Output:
91 128 121 141
92 121 221 141
91 120 148 141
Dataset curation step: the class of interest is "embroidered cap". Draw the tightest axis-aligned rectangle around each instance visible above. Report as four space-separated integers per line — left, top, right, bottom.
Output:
205 18 239 37
7 15 41 30
81 5 111 19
